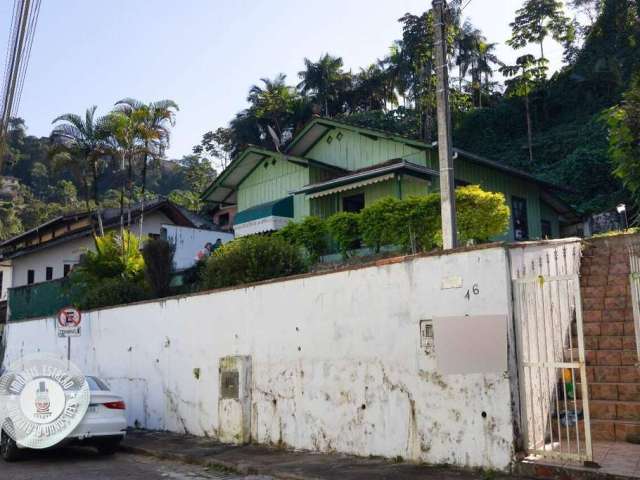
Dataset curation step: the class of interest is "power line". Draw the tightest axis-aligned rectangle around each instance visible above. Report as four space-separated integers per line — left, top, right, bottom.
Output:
1 0 19 107
1 0 28 128
1 0 20 121
0 0 41 140
13 0 41 116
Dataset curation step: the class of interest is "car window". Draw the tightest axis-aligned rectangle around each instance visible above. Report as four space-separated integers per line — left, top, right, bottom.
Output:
86 376 110 391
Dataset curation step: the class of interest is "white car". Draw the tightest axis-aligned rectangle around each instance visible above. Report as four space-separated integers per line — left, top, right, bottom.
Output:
1 376 128 461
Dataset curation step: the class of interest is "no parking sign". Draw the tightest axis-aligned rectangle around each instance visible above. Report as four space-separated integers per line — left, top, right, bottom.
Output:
57 306 81 338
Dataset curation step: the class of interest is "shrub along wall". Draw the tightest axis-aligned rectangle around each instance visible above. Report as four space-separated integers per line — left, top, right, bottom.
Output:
197 185 510 290
279 185 511 261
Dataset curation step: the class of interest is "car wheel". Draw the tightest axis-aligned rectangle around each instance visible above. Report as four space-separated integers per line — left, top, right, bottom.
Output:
96 439 121 455
0 430 20 462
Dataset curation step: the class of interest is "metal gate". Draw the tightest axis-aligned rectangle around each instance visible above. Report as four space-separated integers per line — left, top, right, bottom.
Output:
510 242 593 463
627 242 640 364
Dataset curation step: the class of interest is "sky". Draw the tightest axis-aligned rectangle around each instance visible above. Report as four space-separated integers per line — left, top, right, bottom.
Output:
0 0 571 160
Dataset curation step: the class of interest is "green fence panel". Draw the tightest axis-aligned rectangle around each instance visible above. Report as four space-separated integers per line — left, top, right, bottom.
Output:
8 278 75 321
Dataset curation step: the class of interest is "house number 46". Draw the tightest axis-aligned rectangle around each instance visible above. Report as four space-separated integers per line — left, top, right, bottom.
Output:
464 284 480 300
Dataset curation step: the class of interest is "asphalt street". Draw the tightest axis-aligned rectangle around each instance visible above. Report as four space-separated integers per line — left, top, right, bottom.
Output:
0 446 273 480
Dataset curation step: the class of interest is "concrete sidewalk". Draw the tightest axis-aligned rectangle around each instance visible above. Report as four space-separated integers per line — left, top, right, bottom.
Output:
121 430 519 480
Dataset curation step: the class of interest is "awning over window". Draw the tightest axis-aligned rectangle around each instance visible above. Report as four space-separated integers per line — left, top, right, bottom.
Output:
234 196 294 237
307 174 394 199
293 159 438 199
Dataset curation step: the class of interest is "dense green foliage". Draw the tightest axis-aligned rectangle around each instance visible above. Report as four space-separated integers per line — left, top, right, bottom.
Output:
359 197 402 252
279 185 510 261
325 212 362 259
276 216 329 264
354 185 510 253
76 277 149 311
5 0 640 242
0 109 216 240
455 185 512 243
201 235 307 289
608 73 640 205
142 238 176 298
68 231 148 309
388 195 442 252
193 0 639 218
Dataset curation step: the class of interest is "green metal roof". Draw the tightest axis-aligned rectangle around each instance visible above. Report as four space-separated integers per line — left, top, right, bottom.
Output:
234 196 294 225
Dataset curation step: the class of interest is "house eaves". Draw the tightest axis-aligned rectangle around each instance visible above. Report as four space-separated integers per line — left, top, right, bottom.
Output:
452 148 573 194
0 199 195 260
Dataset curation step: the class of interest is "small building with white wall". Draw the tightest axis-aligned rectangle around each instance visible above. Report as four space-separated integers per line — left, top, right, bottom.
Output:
162 224 233 270
0 199 232 291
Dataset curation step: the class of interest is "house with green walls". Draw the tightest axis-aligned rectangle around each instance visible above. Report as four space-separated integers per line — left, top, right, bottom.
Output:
202 117 577 241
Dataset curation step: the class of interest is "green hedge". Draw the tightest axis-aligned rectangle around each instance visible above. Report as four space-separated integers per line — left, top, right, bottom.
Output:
201 234 307 289
280 185 510 261
276 215 329 264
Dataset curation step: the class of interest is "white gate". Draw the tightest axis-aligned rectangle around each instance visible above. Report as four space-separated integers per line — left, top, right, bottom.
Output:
627 242 640 365
510 241 593 463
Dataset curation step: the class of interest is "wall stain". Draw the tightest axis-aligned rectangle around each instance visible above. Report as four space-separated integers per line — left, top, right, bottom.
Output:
419 370 448 390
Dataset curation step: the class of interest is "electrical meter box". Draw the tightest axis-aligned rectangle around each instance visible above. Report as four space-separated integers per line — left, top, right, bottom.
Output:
218 355 252 444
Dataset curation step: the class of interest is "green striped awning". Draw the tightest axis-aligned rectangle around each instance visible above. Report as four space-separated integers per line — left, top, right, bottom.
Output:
234 196 294 236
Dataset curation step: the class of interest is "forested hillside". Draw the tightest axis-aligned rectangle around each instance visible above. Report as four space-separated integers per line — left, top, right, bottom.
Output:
192 0 639 217
2 0 639 241
0 114 215 239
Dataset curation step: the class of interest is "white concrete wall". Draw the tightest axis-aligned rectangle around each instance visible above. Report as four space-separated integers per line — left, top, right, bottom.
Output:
10 235 95 287
162 225 233 270
3 246 517 469
0 261 13 301
9 212 172 288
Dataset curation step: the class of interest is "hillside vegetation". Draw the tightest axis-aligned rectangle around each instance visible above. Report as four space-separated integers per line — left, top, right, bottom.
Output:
2 0 639 241
192 0 639 217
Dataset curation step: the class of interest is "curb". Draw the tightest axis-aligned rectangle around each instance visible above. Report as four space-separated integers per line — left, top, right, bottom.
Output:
119 443 314 480
515 460 635 480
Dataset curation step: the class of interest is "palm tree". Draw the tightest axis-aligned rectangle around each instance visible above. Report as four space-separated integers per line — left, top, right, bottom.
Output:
114 98 178 235
297 54 348 116
385 43 412 107
455 21 480 92
105 107 144 232
475 41 502 107
353 62 398 112
455 25 502 108
247 74 296 145
500 54 549 163
51 106 111 234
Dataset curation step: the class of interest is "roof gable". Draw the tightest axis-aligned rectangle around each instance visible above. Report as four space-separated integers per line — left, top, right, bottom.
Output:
286 117 429 157
303 125 427 172
201 146 345 203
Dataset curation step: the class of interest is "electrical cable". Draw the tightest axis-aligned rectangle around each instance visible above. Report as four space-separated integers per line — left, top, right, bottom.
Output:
13 0 41 115
1 0 42 139
0 0 20 120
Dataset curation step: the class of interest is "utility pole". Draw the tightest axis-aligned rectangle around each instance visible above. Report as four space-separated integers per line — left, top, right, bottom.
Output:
432 0 457 249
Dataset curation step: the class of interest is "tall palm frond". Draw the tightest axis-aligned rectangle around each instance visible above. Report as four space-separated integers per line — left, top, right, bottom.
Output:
51 106 111 234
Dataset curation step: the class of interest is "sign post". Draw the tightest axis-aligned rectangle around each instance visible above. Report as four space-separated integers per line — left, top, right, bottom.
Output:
56 306 81 361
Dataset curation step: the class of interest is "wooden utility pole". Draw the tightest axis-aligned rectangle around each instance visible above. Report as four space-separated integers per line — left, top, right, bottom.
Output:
432 0 457 249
